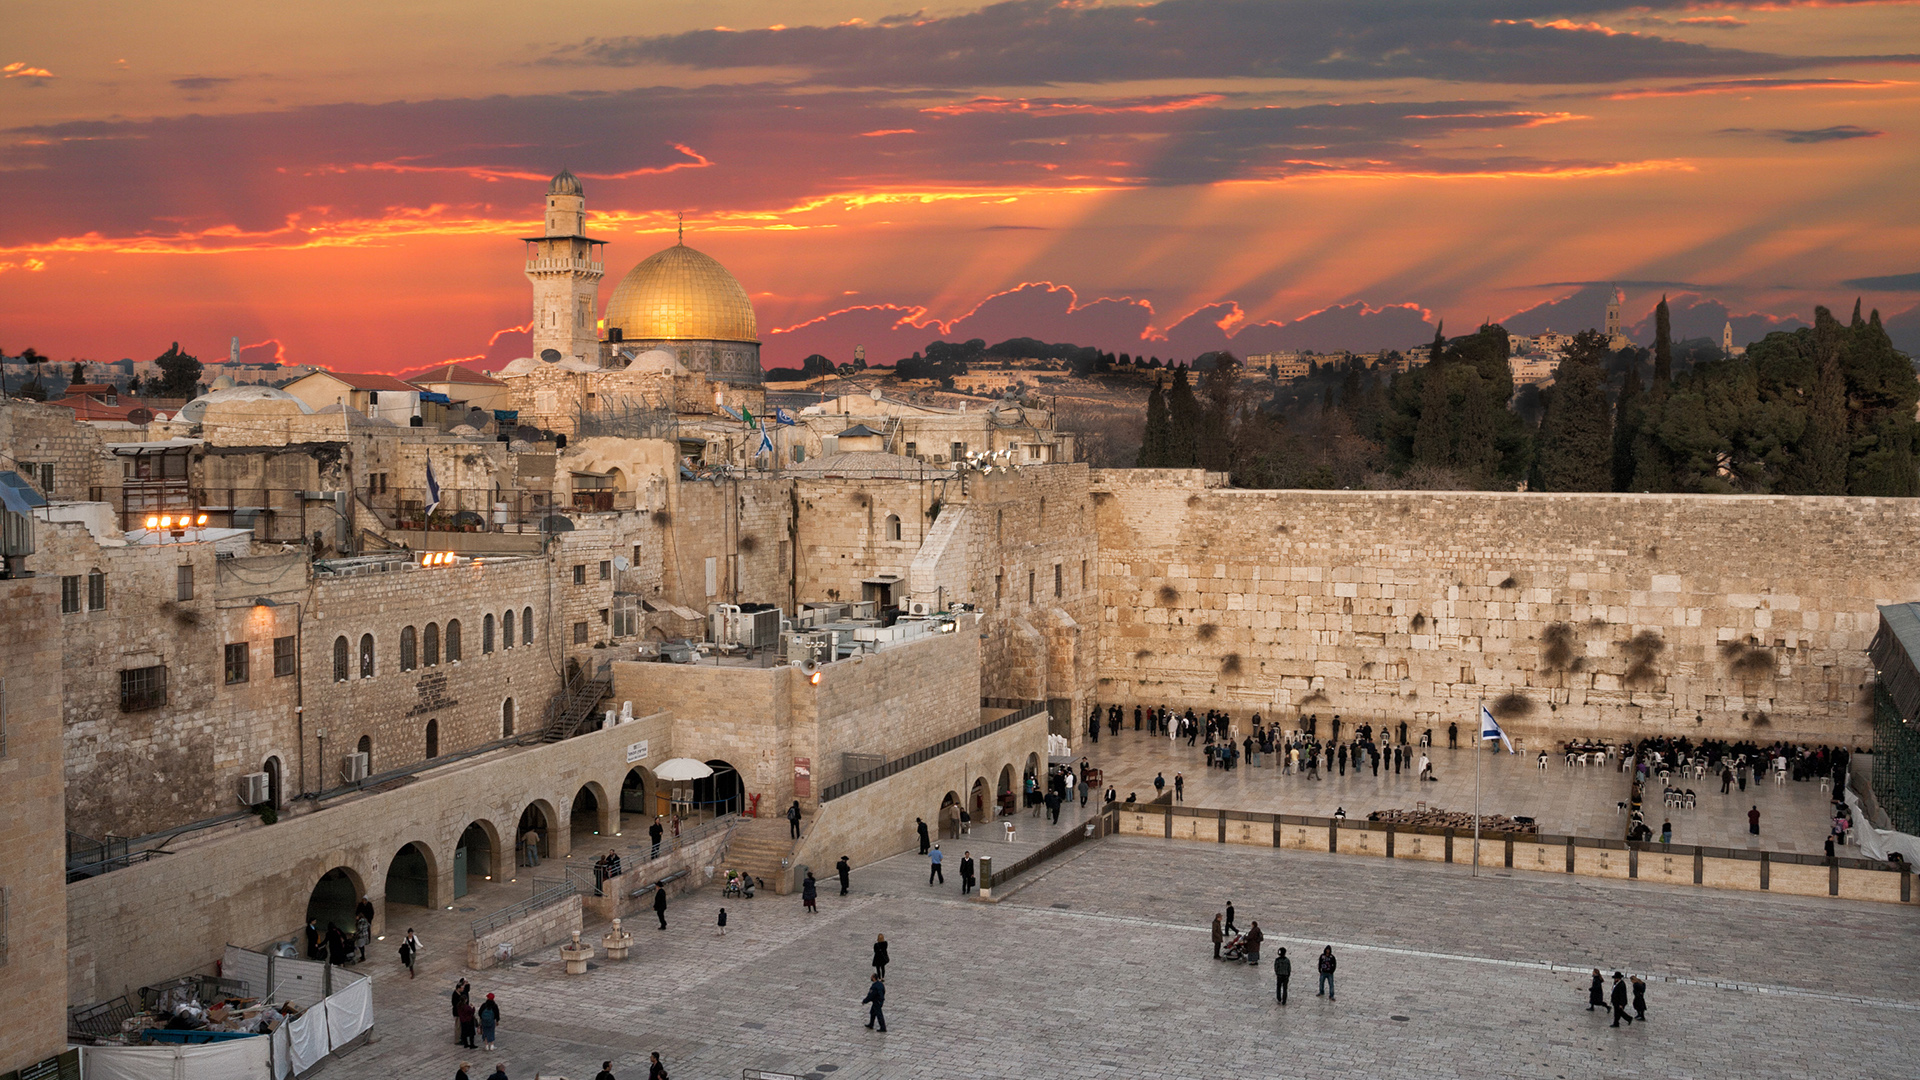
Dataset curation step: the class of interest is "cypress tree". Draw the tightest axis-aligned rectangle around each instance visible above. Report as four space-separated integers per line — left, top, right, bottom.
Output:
1430 320 1446 364
1533 354 1613 491
1137 378 1171 467
1454 369 1497 483
1611 364 1643 491
1411 366 1454 468
1799 306 1849 494
1197 356 1239 472
1652 296 1672 389
1166 365 1202 467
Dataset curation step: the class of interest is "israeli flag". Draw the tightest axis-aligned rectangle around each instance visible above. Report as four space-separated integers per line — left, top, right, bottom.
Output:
424 457 442 517
759 427 774 456
1479 705 1513 753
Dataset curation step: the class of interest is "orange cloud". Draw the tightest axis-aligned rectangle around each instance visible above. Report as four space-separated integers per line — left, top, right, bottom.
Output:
3 62 55 79
922 94 1227 116
1601 77 1910 98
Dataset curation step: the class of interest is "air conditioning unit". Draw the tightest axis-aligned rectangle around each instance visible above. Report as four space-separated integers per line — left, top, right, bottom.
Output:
906 600 934 617
341 752 369 783
237 771 270 806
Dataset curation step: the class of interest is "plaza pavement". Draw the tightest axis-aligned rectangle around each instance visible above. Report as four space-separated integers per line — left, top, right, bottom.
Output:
1078 726 1846 852
326 788 1917 1080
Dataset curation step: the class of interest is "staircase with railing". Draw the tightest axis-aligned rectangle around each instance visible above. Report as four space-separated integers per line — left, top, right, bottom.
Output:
538 671 612 743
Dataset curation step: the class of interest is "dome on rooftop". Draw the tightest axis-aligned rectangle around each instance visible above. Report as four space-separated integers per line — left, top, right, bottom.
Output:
549 168 583 197
604 242 757 345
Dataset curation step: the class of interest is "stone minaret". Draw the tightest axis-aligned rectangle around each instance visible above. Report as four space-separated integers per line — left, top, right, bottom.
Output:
1605 285 1626 349
524 169 606 364
1723 320 1733 355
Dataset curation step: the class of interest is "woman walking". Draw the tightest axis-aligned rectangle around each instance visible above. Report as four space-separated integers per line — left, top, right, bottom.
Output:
1588 969 1604 1012
477 993 500 1052
872 934 889 977
802 872 819 914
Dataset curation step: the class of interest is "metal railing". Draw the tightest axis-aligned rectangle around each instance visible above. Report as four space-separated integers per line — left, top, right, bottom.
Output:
470 879 577 939
988 805 1117 888
69 995 138 1039
820 701 1048 802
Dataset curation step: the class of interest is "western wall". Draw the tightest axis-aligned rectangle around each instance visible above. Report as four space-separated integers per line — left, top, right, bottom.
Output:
1089 469 1914 746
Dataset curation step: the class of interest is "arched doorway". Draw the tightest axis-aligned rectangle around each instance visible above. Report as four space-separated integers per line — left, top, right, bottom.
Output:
998 764 1015 819
425 718 439 760
971 777 991 824
692 759 742 818
571 783 611 847
306 866 365 948
518 803 554 867
263 756 283 808
939 790 960 839
384 842 436 910
621 767 655 827
358 734 374 775
456 821 497 899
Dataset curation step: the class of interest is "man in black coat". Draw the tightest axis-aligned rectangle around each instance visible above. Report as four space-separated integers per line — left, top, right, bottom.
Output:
1609 972 1633 1027
916 818 930 855
787 800 803 839
1274 948 1291 1005
653 886 668 930
836 855 852 895
649 819 664 858
861 975 887 1031
959 851 976 895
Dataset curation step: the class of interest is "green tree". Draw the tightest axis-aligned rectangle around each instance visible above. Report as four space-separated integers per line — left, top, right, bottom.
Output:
1197 354 1239 472
70 361 87 384
1531 339 1613 491
155 342 202 397
1611 365 1644 491
1410 364 1453 468
1652 295 1672 388
1136 378 1171 466
1165 365 1201 467
1796 306 1850 494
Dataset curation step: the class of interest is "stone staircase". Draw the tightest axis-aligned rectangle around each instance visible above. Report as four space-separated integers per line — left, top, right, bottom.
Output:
724 814 809 893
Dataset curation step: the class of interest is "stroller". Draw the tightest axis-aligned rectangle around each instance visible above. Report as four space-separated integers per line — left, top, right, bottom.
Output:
1221 932 1248 962
722 870 757 899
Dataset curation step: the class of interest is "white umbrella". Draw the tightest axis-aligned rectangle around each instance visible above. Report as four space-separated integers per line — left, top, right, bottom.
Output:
652 757 714 782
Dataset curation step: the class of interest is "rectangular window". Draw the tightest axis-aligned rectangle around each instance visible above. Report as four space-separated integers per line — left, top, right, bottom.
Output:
573 564 586 585
1028 570 1035 604
598 607 609 625
37 462 53 492
177 565 194 602
224 642 250 685
87 569 106 611
995 572 1003 601
61 575 81 614
573 621 589 644
633 544 643 568
1055 563 1063 598
273 636 297 677
951 441 967 461
1081 560 1088 591
599 560 611 580
120 665 167 712
904 441 917 459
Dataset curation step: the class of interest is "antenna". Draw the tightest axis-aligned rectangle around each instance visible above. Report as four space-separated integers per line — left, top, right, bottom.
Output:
677 212 684 244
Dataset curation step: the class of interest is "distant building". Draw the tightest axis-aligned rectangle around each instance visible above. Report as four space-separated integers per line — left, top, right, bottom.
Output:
1246 352 1309 381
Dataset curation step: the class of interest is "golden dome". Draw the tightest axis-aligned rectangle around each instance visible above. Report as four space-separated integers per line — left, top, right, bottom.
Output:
604 242 757 344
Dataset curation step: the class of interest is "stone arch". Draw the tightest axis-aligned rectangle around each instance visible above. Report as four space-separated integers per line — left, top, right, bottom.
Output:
997 763 1015 818
446 618 462 662
483 613 496 654
423 622 440 667
456 819 502 896
305 865 367 951
424 718 439 760
359 633 375 679
502 609 515 649
570 781 614 846
263 755 284 808
621 765 657 823
400 626 418 671
501 696 516 738
938 789 960 839
970 776 991 822
693 759 743 817
518 799 559 864
522 606 534 645
357 734 373 774
885 513 902 541
383 840 440 910
332 636 349 682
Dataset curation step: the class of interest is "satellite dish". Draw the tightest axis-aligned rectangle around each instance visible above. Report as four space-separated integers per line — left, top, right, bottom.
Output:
125 407 154 425
613 555 630 572
540 348 562 364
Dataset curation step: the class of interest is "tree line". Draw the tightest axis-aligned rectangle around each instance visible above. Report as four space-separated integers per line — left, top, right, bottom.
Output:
1132 297 1920 496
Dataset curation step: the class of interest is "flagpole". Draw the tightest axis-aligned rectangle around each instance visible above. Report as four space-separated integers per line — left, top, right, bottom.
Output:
1473 694 1482 878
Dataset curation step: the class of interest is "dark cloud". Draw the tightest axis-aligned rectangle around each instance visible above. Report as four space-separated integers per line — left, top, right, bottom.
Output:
764 284 1436 366
1884 303 1920 355
0 85 1629 248
1843 270 1920 291
560 0 1918 87
170 76 234 91
1718 124 1882 143
1625 293 1806 345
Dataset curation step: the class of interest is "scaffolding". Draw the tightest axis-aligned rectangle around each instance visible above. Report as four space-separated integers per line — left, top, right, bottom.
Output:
1873 682 1920 834
572 397 678 441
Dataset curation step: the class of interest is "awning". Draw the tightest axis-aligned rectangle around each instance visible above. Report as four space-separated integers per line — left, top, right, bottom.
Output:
0 471 48 513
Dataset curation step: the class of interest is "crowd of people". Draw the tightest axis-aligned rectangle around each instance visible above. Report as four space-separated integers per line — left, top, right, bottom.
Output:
1092 704 1448 790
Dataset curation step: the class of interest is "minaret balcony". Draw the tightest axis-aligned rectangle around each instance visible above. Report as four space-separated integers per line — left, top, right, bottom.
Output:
525 258 605 274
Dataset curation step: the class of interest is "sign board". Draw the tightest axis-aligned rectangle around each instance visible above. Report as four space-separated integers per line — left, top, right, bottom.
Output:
626 740 649 764
8 1049 80 1080
793 757 811 799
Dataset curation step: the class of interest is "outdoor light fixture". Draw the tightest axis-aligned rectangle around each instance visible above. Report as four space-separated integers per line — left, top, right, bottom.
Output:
145 511 209 538
810 670 822 685
418 551 458 567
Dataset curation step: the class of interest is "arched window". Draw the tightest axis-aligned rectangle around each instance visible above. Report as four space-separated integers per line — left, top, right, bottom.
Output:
333 636 349 682
87 567 106 611
423 623 440 667
359 634 375 679
446 619 462 662
483 614 495 654
400 627 417 672
522 607 534 645
886 513 902 541
502 697 515 738
502 610 515 649
425 719 439 759
357 734 372 773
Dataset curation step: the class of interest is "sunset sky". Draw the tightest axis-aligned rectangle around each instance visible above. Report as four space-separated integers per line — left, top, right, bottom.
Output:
3 0 1917 374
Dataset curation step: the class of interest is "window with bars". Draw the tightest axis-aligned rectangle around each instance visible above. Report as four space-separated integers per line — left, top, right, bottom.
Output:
599 560 611 580
1055 563 1063 598
400 627 417 671
483 614 495 653
274 636 297 677
333 637 349 681
573 564 586 585
423 623 440 667
120 665 167 711
502 610 515 649
177 565 194 602
87 568 106 611
573 621 588 644
359 634 375 679
224 642 250 684
61 574 81 614
523 607 534 645
446 619 462 662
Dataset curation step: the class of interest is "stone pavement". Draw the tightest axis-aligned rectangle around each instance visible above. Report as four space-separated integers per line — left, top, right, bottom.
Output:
324 822 1918 1080
1076 727 1844 852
